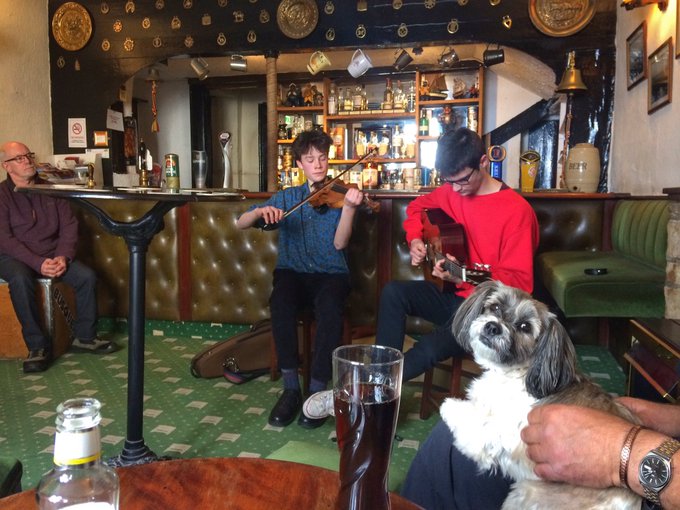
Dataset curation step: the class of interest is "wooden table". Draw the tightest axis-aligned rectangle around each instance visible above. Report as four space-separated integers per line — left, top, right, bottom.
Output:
18 185 244 466
1 457 423 509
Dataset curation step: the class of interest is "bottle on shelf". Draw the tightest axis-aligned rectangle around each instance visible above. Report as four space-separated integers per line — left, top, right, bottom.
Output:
362 162 378 190
406 81 416 112
352 84 363 111
383 78 394 110
37 398 120 510
361 84 368 111
394 80 405 111
327 83 337 115
338 87 345 113
392 125 403 159
138 138 149 186
343 89 353 112
419 110 429 137
332 127 344 160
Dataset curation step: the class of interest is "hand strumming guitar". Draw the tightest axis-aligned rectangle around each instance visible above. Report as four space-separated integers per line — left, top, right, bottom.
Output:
409 239 427 266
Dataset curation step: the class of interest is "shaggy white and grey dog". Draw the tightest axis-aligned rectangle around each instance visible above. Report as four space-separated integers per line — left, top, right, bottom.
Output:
440 280 642 510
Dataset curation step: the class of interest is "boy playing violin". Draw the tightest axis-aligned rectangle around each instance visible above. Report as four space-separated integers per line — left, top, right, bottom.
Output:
236 130 363 429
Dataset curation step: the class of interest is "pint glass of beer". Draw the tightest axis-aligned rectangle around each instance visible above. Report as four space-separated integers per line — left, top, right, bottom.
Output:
333 345 403 510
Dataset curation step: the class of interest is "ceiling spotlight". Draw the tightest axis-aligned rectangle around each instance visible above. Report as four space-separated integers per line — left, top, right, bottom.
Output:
230 55 248 72
483 47 505 67
190 58 209 80
357 0 367 11
438 48 459 68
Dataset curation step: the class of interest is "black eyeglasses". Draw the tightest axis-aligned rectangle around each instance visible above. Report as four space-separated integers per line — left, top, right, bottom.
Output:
3 152 35 164
441 168 478 187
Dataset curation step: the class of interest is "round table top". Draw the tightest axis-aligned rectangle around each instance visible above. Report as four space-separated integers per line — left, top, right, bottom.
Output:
2 457 423 510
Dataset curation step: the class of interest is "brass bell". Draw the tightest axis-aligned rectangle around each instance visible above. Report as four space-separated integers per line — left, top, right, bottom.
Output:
556 51 587 93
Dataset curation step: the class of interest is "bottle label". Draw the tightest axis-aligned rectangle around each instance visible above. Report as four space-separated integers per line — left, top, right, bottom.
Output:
54 428 102 466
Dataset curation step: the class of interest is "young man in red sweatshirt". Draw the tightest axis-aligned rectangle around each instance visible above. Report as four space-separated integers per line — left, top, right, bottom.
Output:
375 127 539 381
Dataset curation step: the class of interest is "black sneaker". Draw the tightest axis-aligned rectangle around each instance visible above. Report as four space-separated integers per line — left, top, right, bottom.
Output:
23 349 49 373
71 337 118 354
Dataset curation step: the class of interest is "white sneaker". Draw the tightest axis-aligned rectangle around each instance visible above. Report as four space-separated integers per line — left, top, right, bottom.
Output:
302 390 334 419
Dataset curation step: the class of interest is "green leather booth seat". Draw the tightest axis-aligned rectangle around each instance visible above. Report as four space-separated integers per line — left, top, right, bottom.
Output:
537 199 668 318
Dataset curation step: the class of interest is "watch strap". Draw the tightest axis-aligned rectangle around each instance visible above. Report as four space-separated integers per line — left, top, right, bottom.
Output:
620 425 643 488
642 438 680 505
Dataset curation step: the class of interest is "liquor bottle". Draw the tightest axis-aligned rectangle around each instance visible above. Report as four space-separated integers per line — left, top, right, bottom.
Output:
361 84 368 111
352 84 363 111
383 78 394 110
394 80 405 110
332 127 344 160
37 398 119 510
338 88 345 112
392 125 403 159
327 83 337 115
406 81 416 112
419 110 429 137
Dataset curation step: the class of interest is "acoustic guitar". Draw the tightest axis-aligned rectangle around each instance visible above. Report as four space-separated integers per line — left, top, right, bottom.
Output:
421 208 491 291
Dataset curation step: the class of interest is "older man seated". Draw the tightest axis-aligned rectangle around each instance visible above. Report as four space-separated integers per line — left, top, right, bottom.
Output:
0 141 117 373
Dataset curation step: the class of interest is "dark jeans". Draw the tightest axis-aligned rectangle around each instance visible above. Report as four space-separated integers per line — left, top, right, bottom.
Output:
0 255 98 351
402 420 512 510
269 269 350 384
375 280 466 380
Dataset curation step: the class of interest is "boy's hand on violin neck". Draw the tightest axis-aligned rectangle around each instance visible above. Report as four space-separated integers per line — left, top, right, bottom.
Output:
343 187 363 208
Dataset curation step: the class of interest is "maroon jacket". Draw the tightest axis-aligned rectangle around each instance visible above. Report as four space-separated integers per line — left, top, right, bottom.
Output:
0 175 78 273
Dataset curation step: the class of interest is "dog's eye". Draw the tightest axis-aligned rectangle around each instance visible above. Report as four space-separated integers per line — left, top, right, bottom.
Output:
517 322 532 333
489 303 501 314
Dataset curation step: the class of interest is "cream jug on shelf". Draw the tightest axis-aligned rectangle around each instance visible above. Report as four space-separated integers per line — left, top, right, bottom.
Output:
565 143 600 193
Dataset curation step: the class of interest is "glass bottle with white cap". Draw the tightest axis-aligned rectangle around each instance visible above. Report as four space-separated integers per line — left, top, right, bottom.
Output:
37 398 119 510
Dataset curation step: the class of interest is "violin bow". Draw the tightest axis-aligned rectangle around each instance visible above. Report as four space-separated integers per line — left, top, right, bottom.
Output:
257 148 378 231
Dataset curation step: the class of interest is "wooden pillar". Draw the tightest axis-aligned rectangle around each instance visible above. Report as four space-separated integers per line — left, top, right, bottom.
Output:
265 51 279 192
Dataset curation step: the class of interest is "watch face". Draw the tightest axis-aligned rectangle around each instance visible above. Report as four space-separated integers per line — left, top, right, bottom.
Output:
640 454 671 489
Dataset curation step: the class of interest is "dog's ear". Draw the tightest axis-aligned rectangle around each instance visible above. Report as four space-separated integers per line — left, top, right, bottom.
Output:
525 315 578 399
452 280 502 351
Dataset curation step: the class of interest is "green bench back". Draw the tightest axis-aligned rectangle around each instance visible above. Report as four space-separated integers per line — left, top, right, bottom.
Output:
611 200 668 270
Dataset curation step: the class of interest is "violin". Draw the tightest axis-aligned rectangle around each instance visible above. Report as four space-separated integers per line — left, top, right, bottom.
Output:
256 148 378 231
308 180 380 213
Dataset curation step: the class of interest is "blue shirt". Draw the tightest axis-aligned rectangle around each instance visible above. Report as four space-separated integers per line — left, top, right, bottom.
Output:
248 184 349 274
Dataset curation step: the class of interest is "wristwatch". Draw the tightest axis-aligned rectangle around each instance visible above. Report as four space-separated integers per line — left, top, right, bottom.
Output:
638 438 680 505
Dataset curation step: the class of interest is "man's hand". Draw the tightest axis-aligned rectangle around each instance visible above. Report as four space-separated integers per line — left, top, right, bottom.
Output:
409 239 427 266
521 404 629 489
41 256 68 278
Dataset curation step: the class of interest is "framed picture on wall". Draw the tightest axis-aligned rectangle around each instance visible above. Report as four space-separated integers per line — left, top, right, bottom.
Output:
648 38 673 114
626 22 647 90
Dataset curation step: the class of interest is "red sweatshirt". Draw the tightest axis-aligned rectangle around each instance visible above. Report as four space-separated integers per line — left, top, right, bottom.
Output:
403 184 539 298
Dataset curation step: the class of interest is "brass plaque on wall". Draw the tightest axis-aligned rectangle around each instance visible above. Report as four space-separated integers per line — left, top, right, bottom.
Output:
52 2 93 51
277 0 319 40
528 0 595 38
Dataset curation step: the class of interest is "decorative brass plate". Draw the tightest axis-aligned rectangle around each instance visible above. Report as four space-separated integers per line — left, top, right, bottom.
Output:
277 0 319 40
52 2 93 51
528 0 595 37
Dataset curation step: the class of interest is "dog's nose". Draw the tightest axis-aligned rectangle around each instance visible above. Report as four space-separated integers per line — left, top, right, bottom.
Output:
483 321 501 337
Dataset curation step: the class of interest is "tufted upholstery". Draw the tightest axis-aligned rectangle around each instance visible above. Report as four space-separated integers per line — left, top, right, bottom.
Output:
71 193 643 338
72 200 180 320
189 200 276 324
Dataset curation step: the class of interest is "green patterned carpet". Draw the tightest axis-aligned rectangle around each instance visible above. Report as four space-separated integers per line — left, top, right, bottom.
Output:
0 319 626 495
0 319 438 493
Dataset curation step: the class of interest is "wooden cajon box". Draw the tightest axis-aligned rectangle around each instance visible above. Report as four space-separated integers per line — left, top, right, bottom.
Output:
0 279 76 359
